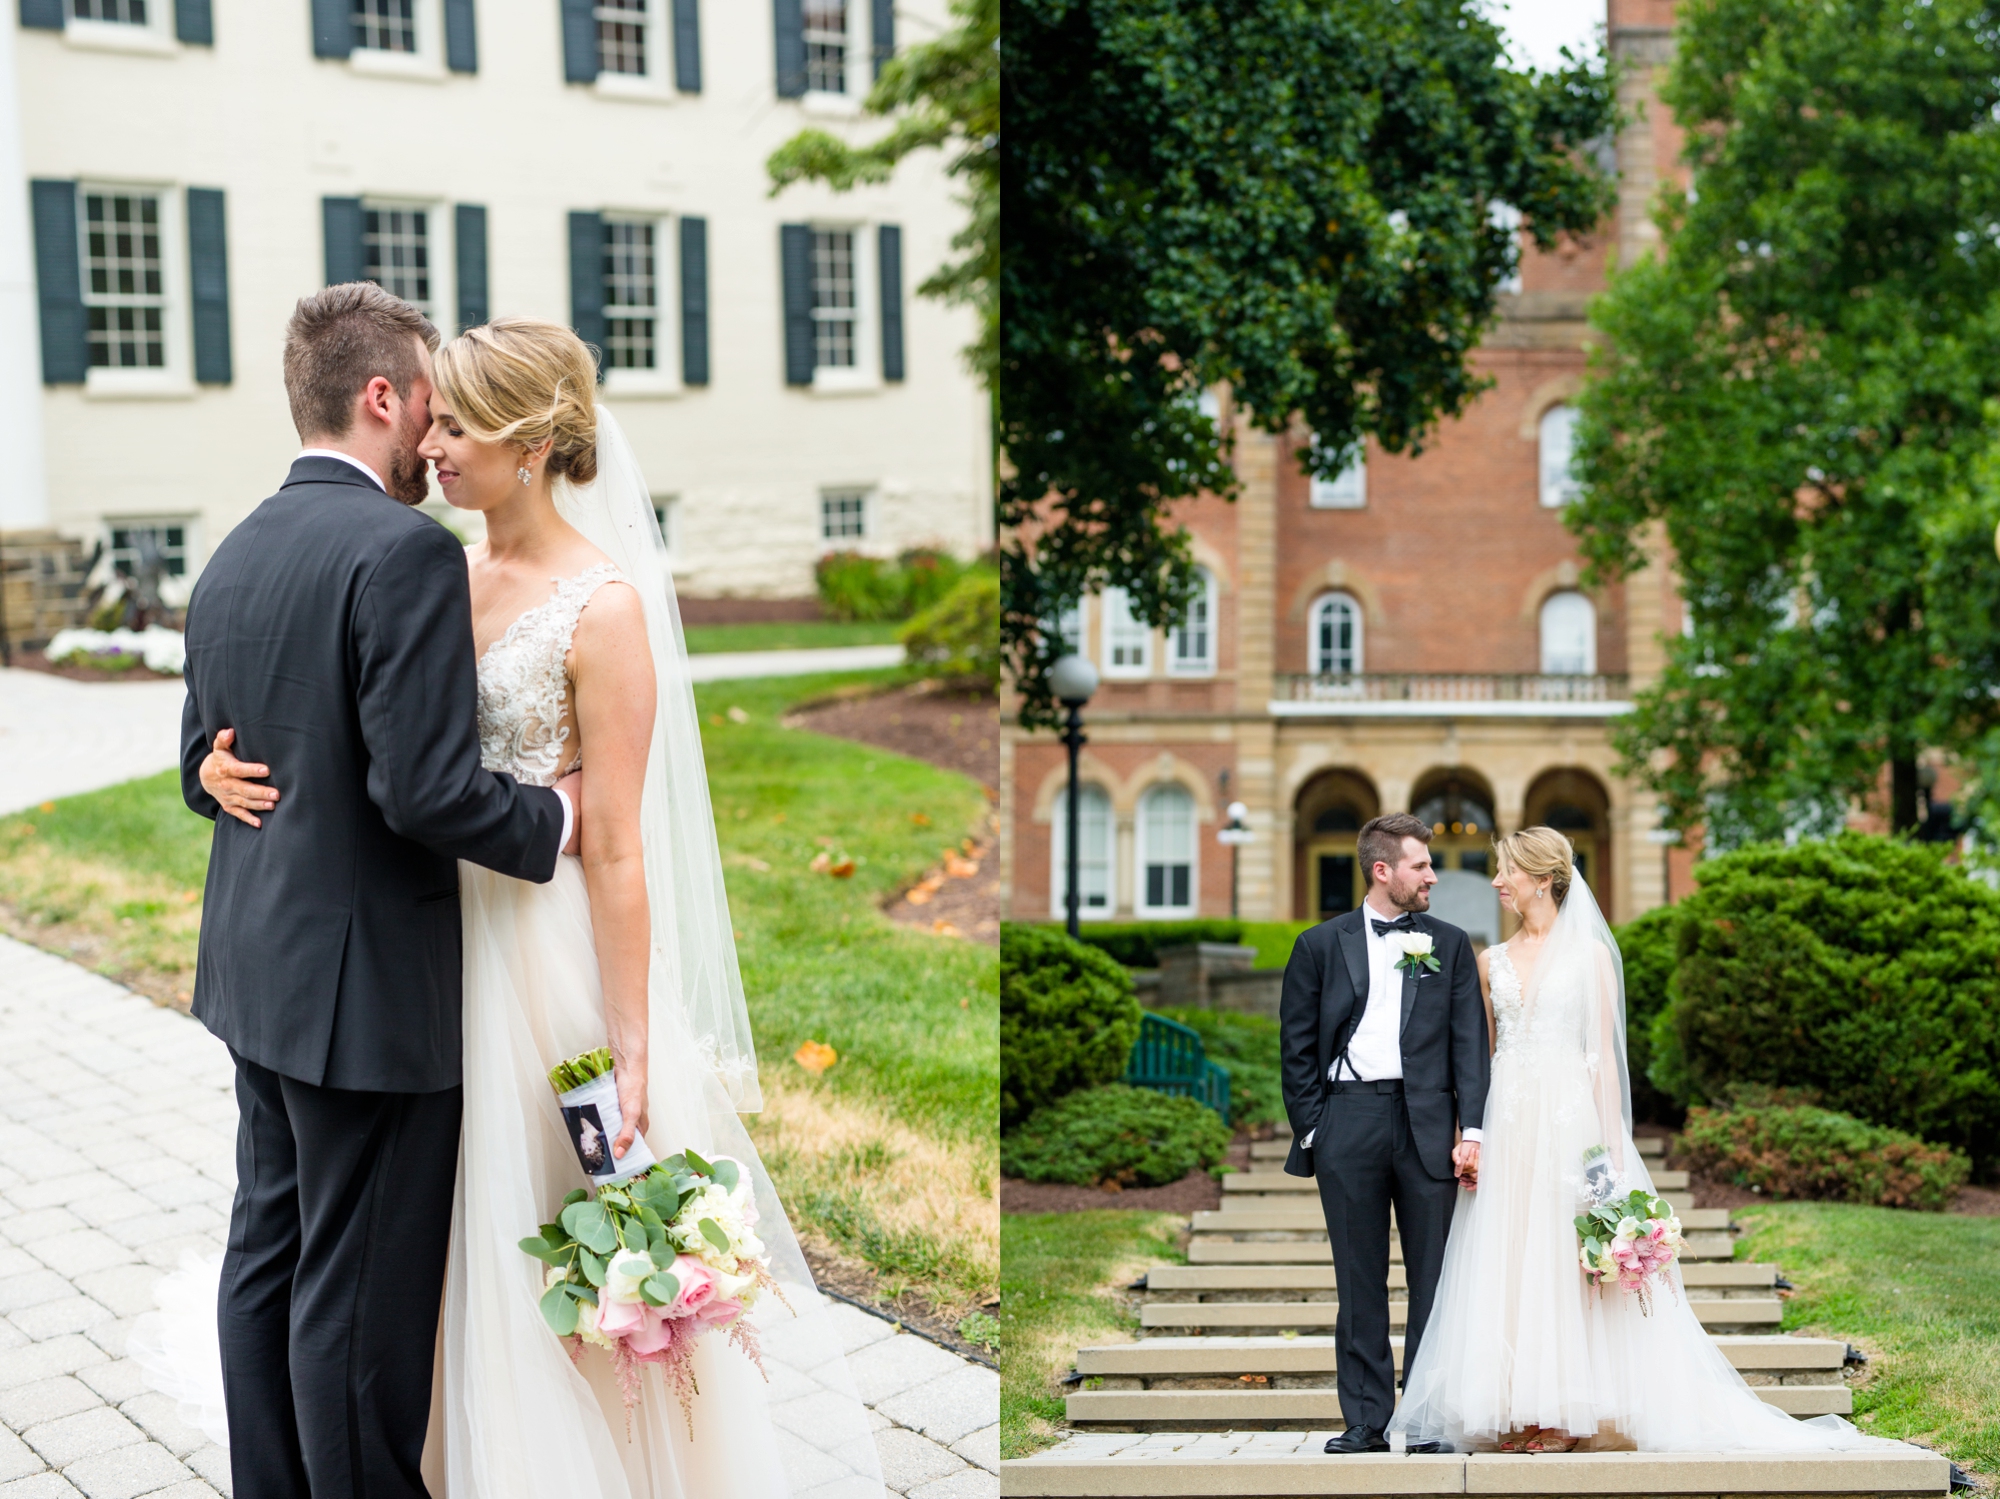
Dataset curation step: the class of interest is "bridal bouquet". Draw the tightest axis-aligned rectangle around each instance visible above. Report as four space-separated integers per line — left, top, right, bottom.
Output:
1575 1167 1685 1316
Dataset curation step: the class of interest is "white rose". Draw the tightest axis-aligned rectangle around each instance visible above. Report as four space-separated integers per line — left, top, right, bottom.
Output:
602 1248 658 1306
576 1297 615 1351
1390 932 1433 958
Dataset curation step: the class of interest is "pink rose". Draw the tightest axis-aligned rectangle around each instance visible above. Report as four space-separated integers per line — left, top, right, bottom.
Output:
595 1295 647 1339
624 1305 678 1357
697 1296 744 1330
667 1258 719 1318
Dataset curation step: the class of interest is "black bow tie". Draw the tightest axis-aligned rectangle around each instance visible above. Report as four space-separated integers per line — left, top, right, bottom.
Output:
1370 914 1417 936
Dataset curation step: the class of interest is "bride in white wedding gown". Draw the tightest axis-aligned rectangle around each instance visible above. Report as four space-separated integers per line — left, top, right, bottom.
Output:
1389 826 1909 1457
136 319 885 1498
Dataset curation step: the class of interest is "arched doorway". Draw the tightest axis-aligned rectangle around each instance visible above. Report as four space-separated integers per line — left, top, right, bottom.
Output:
1293 770 1380 922
1524 768 1613 918
1410 769 1502 944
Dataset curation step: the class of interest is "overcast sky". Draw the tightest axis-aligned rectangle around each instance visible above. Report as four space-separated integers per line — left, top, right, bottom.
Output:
1489 0 1605 72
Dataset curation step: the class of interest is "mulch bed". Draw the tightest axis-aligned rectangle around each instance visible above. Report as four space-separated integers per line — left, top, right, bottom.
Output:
1000 1129 1260 1215
798 1240 997 1367
786 682 999 796
4 649 176 683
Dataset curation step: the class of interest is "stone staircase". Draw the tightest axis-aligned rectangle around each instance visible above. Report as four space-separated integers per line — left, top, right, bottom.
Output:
1000 1135 1952 1497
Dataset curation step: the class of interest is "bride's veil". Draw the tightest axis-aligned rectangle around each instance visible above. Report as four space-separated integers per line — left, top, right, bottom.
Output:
553 407 762 1112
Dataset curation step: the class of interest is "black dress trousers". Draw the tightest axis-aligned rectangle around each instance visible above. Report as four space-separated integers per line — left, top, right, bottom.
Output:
217 1051 462 1499
1312 1082 1458 1435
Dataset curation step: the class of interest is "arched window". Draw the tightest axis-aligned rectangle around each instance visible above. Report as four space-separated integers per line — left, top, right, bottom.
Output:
1310 592 1363 676
1101 587 1152 678
1137 783 1197 916
1540 591 1597 675
1539 404 1581 508
1050 785 1113 919
1170 568 1217 676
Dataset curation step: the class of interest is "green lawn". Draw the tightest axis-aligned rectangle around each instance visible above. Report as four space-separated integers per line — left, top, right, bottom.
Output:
1735 1202 2000 1474
681 621 901 655
1000 1210 1185 1459
0 667 999 1313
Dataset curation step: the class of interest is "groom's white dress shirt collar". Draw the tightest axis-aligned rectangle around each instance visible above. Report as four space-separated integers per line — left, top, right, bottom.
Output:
297 448 387 492
292 446 575 854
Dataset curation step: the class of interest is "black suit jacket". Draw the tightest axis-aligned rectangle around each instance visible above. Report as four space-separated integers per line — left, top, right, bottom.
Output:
1278 906 1490 1181
180 457 565 1093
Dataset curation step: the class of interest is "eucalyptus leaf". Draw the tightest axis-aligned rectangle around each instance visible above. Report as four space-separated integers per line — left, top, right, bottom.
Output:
649 1240 678 1271
699 1217 730 1253
578 1247 607 1287
562 1187 589 1209
540 1223 570 1250
644 1272 680 1307
684 1148 714 1177
540 1283 579 1336
712 1159 740 1193
517 1236 561 1265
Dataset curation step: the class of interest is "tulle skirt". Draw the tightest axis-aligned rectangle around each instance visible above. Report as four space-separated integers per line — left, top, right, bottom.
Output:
1389 1045 1905 1454
130 857 886 1498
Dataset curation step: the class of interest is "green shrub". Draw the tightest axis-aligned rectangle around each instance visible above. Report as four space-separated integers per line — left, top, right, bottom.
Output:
1062 919 1246 969
1240 921 1316 971
1000 925 1142 1129
1000 1084 1233 1187
1677 1103 1971 1212
1612 904 1682 1126
899 568 999 689
1654 833 2000 1173
1156 1007 1284 1126
815 548 966 622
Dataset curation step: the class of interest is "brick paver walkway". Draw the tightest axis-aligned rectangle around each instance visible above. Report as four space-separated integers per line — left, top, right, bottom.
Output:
0 934 996 1498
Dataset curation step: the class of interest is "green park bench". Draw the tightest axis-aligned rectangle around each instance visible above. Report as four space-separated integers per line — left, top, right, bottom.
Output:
1124 1011 1231 1126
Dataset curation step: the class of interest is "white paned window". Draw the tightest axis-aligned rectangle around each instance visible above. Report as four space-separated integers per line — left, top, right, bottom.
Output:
1540 591 1596 675
1311 592 1363 675
1170 568 1216 676
820 489 868 541
1052 601 1083 655
1309 449 1367 509
603 219 658 371
364 204 432 316
353 0 415 51
1491 201 1523 295
804 0 848 92
1139 784 1197 916
81 190 166 371
1051 785 1113 919
1101 587 1151 679
108 519 190 578
71 0 146 20
596 0 648 73
811 229 859 369
1540 404 1582 508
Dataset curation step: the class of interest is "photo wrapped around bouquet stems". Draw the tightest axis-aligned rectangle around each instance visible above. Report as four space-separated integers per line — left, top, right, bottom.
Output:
1574 1149 1685 1317
522 1053 791 1435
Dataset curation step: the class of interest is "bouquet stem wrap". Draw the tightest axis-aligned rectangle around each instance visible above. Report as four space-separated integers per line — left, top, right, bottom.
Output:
549 1048 657 1185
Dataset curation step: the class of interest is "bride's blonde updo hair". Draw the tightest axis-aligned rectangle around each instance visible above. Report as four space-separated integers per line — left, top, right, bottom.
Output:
1494 826 1576 907
429 317 599 485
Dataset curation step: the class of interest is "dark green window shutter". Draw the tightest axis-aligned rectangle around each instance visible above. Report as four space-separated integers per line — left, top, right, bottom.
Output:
322 197 366 286
680 216 708 386
560 0 597 82
19 0 63 29
311 0 352 56
30 180 86 384
672 0 700 92
187 188 231 384
445 0 476 70
773 0 805 97
871 0 892 77
878 223 904 382
456 205 488 330
175 0 214 44
569 211 606 372
780 224 813 386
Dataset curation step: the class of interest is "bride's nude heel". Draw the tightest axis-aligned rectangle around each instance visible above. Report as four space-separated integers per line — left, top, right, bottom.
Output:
1523 1430 1580 1454
1498 1427 1538 1453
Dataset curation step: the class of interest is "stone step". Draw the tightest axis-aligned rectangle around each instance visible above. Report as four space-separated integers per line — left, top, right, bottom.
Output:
999 1443 1947 1495
1185 1229 1738 1263
1144 1261 1780 1295
1248 1133 1669 1160
1063 1381 1851 1428
1076 1334 1847 1380
1136 1297 1782 1334
1189 1204 1726 1235
1221 1168 1692 1193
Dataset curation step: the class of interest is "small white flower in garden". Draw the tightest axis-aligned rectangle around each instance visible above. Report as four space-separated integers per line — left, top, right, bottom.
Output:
604 1249 658 1306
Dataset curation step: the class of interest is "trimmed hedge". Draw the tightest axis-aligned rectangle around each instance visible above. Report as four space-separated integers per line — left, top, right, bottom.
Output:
1064 919 1246 969
1157 1006 1284 1127
1651 834 2000 1173
1612 904 1681 1126
898 568 999 689
1000 1083 1233 1187
1678 1102 1971 1212
815 547 966 622
1000 924 1141 1129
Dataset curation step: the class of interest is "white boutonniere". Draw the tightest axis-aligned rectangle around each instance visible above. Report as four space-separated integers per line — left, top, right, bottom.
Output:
1388 931 1440 976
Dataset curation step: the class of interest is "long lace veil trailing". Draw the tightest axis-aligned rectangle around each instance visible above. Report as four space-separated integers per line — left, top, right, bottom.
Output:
555 408 762 1112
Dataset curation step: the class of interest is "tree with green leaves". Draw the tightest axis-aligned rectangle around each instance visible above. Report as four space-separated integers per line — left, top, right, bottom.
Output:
768 0 997 384
1571 0 2000 843
1002 0 1617 724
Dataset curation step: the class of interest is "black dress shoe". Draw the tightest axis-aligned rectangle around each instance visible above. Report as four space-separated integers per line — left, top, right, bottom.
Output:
1324 1427 1390 1454
1403 1439 1451 1454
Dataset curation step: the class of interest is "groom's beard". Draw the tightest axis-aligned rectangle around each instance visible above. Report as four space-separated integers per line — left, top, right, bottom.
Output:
385 442 431 505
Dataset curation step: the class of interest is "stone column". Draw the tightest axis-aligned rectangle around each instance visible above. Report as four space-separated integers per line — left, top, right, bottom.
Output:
1233 423 1280 918
0 21 50 530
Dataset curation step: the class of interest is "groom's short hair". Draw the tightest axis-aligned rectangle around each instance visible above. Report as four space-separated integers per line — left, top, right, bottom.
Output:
283 283 440 441
1357 813 1431 886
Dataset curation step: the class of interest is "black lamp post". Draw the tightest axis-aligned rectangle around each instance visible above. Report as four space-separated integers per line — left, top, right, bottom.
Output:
1050 653 1099 939
1218 800 1252 920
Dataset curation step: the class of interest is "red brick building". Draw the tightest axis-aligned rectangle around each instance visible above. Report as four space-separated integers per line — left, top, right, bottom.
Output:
1001 0 1697 938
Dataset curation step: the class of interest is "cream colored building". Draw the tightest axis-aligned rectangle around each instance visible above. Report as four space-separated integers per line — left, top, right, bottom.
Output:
1 0 989 600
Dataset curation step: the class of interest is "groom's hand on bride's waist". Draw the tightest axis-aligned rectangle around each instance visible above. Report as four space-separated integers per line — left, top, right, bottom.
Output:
555 769 583 856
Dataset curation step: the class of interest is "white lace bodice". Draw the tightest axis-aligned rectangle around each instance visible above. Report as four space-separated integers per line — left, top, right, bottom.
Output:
476 562 626 787
1488 943 1590 1064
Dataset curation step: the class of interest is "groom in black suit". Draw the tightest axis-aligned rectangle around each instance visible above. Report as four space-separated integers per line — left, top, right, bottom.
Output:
180 284 578 1499
1279 812 1490 1455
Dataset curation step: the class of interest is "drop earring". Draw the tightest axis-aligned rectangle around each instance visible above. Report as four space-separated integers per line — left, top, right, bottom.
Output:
517 466 532 486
